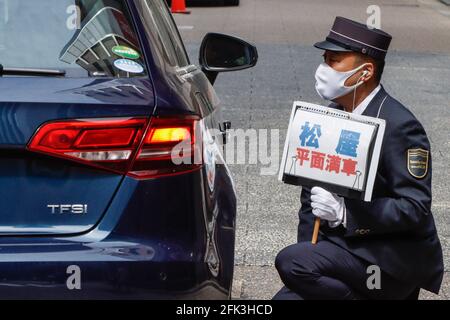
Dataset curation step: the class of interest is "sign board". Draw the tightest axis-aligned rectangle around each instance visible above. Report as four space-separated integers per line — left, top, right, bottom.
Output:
279 101 386 202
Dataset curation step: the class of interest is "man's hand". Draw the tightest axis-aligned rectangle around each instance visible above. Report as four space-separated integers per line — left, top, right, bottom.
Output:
311 187 346 228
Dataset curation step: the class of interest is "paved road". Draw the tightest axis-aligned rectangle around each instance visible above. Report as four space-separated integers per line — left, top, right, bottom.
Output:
174 0 450 299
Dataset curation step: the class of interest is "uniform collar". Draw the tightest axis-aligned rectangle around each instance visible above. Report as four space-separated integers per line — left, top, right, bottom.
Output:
361 84 388 118
352 84 381 115
331 85 388 118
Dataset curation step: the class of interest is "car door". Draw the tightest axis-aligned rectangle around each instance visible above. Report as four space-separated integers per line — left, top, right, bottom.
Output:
136 0 227 191
135 0 234 280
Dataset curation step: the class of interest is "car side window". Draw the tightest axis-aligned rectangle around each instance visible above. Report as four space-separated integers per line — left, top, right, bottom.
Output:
142 0 190 67
155 0 190 67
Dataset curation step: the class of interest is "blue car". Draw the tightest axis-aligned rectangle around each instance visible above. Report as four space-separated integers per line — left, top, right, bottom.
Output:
0 0 257 299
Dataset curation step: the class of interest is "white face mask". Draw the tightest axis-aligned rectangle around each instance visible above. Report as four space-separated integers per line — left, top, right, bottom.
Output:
315 62 367 101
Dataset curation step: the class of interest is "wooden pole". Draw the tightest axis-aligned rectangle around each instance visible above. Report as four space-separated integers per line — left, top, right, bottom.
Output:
311 218 321 244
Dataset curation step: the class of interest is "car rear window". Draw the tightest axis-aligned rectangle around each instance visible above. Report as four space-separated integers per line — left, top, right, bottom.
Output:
0 0 148 78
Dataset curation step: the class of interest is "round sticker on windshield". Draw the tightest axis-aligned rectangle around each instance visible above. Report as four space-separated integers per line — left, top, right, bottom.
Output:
112 46 140 59
114 59 144 74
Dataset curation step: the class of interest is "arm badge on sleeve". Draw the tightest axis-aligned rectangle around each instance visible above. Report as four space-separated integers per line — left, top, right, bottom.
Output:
407 148 429 179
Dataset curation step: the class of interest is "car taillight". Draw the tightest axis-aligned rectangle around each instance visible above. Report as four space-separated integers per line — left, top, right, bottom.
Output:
28 116 202 179
129 116 202 179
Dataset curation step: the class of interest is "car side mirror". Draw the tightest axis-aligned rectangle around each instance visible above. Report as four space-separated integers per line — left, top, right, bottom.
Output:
199 33 258 85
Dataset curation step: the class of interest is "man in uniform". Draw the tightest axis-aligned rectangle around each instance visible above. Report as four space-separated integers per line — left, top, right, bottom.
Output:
274 17 443 300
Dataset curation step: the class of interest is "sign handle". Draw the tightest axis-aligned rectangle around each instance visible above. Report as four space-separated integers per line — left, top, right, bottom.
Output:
312 218 320 244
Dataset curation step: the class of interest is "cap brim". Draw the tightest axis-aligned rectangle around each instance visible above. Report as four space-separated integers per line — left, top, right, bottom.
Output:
314 40 352 52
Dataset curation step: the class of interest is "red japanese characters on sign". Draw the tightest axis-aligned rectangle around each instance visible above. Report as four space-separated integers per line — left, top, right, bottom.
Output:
296 148 358 176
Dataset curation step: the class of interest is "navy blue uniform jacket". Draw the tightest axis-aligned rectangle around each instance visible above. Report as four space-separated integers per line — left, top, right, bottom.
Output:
298 86 444 293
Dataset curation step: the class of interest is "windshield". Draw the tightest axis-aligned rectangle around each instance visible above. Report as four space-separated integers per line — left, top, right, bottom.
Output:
0 0 148 78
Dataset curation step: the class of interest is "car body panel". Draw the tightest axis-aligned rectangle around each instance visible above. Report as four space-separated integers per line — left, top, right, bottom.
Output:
0 168 234 299
0 0 238 299
0 78 155 146
0 77 155 236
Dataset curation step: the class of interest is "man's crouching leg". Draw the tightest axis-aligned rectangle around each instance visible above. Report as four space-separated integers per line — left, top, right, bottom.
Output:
274 240 364 300
273 240 418 300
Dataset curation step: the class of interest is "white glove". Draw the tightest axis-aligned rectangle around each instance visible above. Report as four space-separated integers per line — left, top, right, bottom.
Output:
310 187 346 228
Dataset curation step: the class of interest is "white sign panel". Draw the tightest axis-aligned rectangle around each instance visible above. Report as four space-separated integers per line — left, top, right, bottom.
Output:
279 101 386 202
